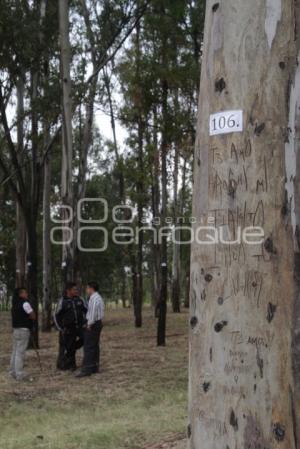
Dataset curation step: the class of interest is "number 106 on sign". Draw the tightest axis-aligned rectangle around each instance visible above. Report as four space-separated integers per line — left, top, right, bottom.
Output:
209 110 243 136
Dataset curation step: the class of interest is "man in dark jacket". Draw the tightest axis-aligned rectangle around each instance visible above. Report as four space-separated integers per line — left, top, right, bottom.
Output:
10 287 36 381
54 282 87 371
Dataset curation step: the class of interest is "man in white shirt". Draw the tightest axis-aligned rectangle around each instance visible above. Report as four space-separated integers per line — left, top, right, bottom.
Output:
10 287 36 380
76 281 104 378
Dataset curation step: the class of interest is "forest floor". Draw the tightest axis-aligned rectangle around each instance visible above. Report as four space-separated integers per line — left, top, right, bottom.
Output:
0 306 188 449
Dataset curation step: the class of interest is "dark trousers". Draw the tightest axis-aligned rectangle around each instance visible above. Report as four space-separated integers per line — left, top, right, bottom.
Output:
82 320 103 374
57 328 84 370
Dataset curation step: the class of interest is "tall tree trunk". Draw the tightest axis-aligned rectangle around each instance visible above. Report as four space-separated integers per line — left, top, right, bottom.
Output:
59 0 74 284
73 0 100 287
290 0 300 441
16 205 26 287
157 2 169 345
184 267 190 309
16 74 26 288
180 158 190 309
171 141 181 313
103 65 127 309
130 253 139 324
135 116 144 328
121 275 127 308
189 1 298 448
41 0 52 330
42 138 52 331
26 223 39 346
131 20 144 328
28 67 40 326
73 77 97 286
151 108 161 314
157 78 168 346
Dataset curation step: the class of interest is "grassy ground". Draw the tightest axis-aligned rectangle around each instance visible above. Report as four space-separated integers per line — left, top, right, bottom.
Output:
0 307 188 449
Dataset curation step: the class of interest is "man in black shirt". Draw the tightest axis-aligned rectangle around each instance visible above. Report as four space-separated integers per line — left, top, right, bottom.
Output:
10 287 36 380
54 282 87 371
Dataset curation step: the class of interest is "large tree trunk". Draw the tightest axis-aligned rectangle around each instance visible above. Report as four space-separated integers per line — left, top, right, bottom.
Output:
59 0 74 284
289 0 300 442
189 1 298 448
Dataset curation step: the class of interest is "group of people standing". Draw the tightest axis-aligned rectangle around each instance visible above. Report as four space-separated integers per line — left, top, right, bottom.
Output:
9 281 105 381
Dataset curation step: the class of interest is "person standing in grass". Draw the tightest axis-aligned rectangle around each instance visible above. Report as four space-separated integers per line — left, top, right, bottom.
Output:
54 282 87 371
76 282 104 378
10 287 36 381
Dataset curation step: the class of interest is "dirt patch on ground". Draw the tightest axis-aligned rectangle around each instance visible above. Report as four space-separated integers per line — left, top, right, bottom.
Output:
0 306 188 449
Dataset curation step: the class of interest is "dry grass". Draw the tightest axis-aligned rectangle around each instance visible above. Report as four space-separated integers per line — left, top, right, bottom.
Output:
0 307 188 449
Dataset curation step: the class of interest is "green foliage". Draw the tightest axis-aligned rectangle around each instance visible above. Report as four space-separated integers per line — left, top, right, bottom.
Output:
0 0 205 307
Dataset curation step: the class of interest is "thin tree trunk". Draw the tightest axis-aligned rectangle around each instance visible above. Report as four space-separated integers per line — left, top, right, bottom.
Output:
184 267 190 309
121 275 127 308
171 141 181 313
135 117 144 328
157 3 169 345
73 0 101 287
26 224 39 346
131 20 144 328
59 0 74 284
180 158 190 309
103 65 128 309
73 77 96 285
157 77 168 346
42 133 52 332
16 74 26 288
151 108 161 315
16 204 26 287
130 254 139 323
189 1 298 448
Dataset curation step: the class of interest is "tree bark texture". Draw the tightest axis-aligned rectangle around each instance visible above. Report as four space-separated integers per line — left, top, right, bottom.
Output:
189 1 299 448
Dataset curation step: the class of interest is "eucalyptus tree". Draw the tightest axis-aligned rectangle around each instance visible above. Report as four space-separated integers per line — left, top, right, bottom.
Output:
189 0 300 447
0 0 60 343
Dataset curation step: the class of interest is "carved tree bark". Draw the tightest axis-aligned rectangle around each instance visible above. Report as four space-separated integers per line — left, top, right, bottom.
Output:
289 0 300 443
189 1 299 448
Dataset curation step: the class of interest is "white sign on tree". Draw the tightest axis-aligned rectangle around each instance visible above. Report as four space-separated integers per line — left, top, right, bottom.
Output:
209 110 243 136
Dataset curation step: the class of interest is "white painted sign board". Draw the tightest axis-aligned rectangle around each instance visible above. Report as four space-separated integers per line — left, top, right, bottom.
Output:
209 110 243 136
